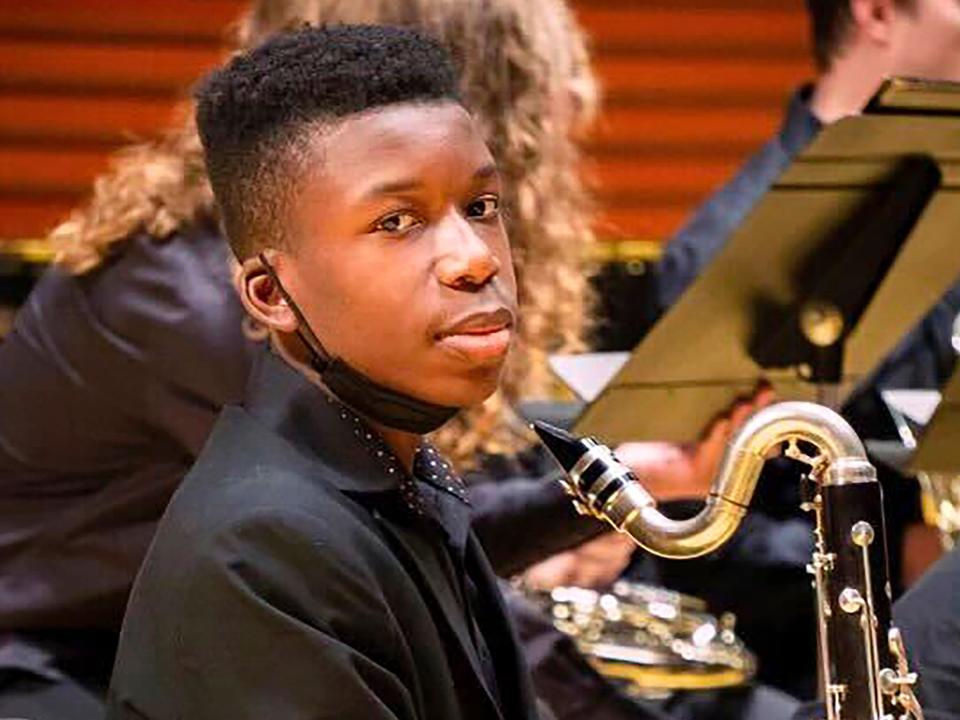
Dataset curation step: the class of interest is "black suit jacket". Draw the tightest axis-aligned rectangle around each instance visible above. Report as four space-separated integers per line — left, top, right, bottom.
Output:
107 350 540 720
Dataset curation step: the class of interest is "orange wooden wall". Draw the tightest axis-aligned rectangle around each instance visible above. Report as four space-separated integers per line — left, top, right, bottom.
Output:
0 0 813 249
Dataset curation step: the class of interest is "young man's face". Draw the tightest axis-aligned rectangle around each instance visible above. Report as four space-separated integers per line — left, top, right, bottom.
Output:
888 0 960 81
277 101 518 410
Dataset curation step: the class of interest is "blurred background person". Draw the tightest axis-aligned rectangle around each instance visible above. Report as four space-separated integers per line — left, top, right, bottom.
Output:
622 0 960 699
649 0 960 464
894 539 960 717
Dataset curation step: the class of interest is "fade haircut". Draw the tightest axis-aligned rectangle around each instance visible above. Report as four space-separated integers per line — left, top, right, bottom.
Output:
806 0 915 70
195 24 461 258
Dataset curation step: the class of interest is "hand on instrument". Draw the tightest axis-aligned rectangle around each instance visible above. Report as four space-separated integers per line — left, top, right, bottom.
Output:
613 384 774 502
522 532 636 591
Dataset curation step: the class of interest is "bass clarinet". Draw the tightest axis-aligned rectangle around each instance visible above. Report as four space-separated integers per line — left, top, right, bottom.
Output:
534 401 923 720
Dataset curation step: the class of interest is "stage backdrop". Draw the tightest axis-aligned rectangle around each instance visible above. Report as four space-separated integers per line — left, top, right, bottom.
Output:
0 0 811 256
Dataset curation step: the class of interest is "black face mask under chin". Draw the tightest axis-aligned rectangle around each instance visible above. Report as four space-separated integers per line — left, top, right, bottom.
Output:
258 254 459 434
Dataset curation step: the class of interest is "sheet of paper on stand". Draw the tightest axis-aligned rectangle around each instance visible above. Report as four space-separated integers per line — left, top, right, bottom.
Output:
548 352 629 403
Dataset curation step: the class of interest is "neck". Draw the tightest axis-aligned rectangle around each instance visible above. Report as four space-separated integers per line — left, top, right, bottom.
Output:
371 424 421 473
272 333 421 472
809 48 890 124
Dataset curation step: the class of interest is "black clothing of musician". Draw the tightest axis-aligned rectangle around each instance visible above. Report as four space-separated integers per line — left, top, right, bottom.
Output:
107 26 538 719
894 545 960 720
109 350 537 719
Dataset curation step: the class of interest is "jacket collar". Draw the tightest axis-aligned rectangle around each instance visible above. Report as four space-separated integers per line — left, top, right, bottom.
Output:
242 348 471 512
242 347 409 495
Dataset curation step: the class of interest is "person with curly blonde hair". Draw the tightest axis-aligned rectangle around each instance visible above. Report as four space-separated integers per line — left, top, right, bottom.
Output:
0 1 619 716
53 0 597 468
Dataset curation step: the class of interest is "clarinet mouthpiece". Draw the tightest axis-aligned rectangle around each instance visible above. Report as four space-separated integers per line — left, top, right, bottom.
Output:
532 421 654 527
531 421 590 473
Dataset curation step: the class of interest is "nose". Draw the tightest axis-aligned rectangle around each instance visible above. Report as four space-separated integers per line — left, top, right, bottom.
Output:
434 210 500 291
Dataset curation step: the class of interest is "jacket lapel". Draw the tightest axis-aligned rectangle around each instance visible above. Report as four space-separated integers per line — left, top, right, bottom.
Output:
372 511 504 720
465 534 539 720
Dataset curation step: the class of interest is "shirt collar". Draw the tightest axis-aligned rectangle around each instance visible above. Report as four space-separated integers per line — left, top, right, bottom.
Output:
414 444 470 504
414 445 473 553
779 84 822 158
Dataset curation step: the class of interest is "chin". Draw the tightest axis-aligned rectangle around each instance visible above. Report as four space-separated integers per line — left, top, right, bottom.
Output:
421 368 503 409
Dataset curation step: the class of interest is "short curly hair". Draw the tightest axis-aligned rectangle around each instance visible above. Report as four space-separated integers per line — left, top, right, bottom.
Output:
195 24 461 258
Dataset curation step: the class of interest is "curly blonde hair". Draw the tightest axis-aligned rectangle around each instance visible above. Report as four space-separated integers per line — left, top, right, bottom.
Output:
52 0 598 466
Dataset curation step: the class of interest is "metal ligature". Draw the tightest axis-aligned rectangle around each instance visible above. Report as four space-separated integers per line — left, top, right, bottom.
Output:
534 401 924 720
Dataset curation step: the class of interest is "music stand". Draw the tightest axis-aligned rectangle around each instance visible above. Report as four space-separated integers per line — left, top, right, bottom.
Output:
573 78 960 445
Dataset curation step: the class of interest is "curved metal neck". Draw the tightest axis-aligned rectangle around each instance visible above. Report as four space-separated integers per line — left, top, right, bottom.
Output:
621 402 872 558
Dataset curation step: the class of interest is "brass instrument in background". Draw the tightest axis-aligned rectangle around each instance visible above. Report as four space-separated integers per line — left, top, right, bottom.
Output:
917 472 960 550
535 401 924 720
524 580 754 698
881 386 960 551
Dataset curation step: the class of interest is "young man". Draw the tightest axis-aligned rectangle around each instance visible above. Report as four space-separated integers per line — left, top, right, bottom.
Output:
0 3 610 715
107 26 538 719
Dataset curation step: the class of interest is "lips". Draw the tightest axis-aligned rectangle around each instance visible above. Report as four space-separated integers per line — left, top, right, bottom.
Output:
436 307 515 363
439 307 514 337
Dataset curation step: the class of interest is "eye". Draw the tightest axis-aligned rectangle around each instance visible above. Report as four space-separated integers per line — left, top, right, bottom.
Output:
465 194 500 221
373 211 422 235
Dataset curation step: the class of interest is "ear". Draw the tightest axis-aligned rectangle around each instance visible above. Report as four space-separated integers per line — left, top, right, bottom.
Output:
850 0 897 46
234 253 299 334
